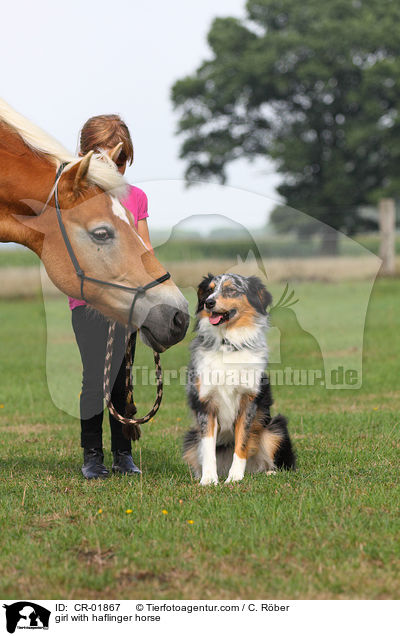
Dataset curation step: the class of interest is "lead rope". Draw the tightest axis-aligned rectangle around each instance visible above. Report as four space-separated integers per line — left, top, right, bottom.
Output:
103 322 164 441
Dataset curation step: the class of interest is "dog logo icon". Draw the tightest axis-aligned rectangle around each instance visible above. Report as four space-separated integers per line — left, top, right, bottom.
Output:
2 602 51 633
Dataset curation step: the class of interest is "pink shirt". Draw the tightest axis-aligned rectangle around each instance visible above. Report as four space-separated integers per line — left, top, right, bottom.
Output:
68 185 149 310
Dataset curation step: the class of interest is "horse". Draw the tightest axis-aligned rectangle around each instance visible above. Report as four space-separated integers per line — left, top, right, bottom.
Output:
0 98 189 351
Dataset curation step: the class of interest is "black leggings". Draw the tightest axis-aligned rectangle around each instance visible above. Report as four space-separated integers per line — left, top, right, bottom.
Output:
71 306 136 452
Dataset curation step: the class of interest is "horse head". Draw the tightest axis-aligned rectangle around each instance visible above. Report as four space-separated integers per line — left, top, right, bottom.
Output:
19 153 189 351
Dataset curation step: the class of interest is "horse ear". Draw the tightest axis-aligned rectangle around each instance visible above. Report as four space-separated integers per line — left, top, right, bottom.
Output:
64 151 93 196
247 276 272 314
196 273 214 313
107 142 123 164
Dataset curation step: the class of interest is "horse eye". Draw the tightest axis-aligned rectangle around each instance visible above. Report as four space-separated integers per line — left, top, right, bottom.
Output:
90 227 114 242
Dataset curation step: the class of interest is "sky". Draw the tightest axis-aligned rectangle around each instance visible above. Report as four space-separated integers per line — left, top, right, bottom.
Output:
2 0 282 233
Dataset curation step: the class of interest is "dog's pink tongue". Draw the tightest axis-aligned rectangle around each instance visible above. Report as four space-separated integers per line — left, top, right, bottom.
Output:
209 313 223 325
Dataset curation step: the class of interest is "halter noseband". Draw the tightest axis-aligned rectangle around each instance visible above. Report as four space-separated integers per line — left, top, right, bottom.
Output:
52 162 170 325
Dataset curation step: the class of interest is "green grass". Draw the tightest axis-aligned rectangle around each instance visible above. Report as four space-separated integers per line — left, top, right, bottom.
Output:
0 280 399 599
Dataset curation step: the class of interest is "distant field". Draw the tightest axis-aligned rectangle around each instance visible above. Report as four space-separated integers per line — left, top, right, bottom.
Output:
153 232 394 261
0 248 40 268
0 234 387 300
0 231 393 269
0 251 385 299
0 279 399 599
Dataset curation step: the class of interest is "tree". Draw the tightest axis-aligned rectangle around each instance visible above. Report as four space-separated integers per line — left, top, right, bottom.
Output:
171 0 400 253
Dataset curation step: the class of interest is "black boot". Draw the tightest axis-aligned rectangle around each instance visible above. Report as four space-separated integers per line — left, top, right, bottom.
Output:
82 448 109 479
112 450 141 475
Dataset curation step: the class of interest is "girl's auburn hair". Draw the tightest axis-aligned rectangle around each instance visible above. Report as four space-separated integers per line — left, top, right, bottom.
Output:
79 114 134 165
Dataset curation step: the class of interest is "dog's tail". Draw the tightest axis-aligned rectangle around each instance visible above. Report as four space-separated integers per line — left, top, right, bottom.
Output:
264 414 296 470
183 428 202 477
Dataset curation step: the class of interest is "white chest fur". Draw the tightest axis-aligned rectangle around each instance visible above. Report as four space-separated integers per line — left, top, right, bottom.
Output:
196 346 266 440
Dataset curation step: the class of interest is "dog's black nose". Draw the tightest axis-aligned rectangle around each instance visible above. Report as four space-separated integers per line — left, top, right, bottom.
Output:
205 298 216 309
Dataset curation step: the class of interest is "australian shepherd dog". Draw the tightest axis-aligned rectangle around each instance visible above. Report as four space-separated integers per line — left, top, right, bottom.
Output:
183 273 296 485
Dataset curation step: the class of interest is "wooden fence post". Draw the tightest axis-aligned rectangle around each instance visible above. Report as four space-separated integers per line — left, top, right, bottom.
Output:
379 198 396 275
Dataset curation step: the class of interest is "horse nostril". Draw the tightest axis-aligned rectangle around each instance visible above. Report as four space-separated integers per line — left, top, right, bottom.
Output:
205 298 216 309
172 309 189 332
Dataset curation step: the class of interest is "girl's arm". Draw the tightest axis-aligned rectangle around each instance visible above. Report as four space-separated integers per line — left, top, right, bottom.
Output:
137 218 153 252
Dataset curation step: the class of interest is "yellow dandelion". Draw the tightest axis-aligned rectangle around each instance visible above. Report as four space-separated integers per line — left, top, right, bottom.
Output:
187 520 194 524
176 417 181 422
126 509 133 514
162 509 168 515
373 407 379 411
97 509 103 514
178 499 183 505
0 404 4 409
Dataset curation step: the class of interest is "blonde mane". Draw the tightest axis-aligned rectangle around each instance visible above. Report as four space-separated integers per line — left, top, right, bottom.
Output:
0 98 128 197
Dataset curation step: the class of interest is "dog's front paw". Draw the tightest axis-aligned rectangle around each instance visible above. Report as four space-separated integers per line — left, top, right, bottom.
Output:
225 470 245 484
225 453 246 483
200 472 219 486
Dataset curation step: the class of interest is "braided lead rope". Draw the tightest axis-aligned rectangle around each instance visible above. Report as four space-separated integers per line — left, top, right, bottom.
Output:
103 321 164 441
125 333 135 408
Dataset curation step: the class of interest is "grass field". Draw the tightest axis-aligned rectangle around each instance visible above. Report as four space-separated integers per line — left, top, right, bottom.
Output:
0 278 399 600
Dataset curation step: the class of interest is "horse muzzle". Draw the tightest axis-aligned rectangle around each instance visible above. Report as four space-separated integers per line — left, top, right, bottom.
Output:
140 303 190 352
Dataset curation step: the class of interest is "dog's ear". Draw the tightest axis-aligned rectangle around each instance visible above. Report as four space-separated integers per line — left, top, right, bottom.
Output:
247 277 272 314
196 273 214 313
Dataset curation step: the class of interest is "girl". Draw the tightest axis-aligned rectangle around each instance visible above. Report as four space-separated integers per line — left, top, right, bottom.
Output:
70 114 151 479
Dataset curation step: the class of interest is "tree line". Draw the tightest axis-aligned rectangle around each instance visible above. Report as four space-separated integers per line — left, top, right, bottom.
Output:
171 0 400 254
